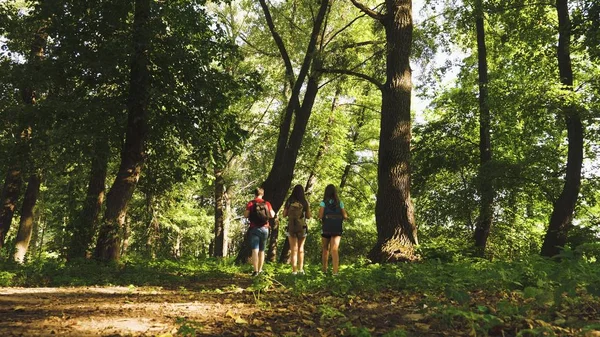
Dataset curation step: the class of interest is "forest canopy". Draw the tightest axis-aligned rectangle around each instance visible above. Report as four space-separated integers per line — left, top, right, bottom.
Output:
0 0 598 265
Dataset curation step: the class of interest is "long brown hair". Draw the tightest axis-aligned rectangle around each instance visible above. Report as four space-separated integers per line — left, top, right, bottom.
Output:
287 184 307 205
322 184 339 206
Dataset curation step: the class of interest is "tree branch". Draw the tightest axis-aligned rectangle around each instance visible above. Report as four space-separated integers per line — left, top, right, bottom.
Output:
350 0 385 21
321 68 383 90
258 0 295 89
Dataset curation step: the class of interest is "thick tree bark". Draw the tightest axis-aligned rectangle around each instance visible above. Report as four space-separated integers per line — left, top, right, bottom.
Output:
236 0 329 264
0 169 22 249
13 173 42 263
67 138 108 260
213 168 227 257
95 0 151 262
541 0 584 257
473 0 494 257
367 0 418 263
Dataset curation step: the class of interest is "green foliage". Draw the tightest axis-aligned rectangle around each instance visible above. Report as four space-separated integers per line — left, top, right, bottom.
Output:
0 254 599 335
434 307 504 336
176 317 203 337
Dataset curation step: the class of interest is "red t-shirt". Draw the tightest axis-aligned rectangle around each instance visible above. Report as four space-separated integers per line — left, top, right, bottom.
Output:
246 197 273 228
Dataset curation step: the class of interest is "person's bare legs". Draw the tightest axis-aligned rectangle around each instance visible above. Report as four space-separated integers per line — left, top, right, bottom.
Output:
321 237 330 273
330 236 341 274
257 250 265 272
289 236 299 272
297 236 306 272
251 248 260 272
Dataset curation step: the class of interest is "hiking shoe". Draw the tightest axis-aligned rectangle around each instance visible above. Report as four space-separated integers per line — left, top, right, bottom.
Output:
251 271 259 277
298 270 305 275
292 271 297 275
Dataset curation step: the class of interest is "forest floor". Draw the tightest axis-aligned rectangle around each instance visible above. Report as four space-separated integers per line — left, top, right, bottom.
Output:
0 273 431 337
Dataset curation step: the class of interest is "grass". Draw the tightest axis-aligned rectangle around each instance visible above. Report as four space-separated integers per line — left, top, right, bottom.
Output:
1 253 599 336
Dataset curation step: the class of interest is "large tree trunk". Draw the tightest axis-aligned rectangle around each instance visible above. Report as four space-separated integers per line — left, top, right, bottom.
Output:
368 0 418 263
472 0 494 257
236 0 330 264
95 0 151 262
0 24 47 250
541 0 584 257
67 137 109 260
0 169 23 249
13 173 42 263
213 167 226 257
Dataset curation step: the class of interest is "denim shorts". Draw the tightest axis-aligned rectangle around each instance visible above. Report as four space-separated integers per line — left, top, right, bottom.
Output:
249 226 269 251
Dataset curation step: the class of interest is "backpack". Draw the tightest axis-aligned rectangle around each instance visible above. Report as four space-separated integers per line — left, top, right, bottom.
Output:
287 201 305 236
249 200 270 225
322 201 343 234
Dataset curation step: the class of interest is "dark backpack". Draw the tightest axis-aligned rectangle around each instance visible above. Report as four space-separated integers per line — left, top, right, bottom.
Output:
322 201 343 234
249 200 270 225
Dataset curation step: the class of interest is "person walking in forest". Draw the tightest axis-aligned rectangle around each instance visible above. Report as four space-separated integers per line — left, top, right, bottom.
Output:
319 184 348 275
282 184 312 275
244 187 275 277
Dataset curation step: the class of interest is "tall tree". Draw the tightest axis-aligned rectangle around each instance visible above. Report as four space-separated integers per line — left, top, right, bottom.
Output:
67 136 109 260
541 0 585 257
213 166 227 257
472 0 494 256
351 0 419 262
94 0 151 261
13 172 41 263
0 168 22 249
2 12 48 253
235 0 331 263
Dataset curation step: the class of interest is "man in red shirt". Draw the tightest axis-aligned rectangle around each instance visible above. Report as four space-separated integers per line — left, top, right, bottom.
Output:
244 187 275 276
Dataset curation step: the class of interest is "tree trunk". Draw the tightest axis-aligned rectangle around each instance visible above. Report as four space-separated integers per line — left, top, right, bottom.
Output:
473 0 494 257
368 0 418 263
67 137 108 260
95 0 151 262
265 74 321 261
213 167 226 257
0 24 47 250
257 0 329 210
236 231 252 265
236 0 329 264
224 184 232 256
13 173 41 263
266 217 280 262
0 169 23 249
541 0 584 257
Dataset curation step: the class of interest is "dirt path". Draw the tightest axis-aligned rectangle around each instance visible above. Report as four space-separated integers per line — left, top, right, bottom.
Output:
1 285 256 336
0 276 429 337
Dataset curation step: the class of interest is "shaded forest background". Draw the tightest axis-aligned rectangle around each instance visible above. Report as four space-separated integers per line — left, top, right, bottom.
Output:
0 0 599 266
